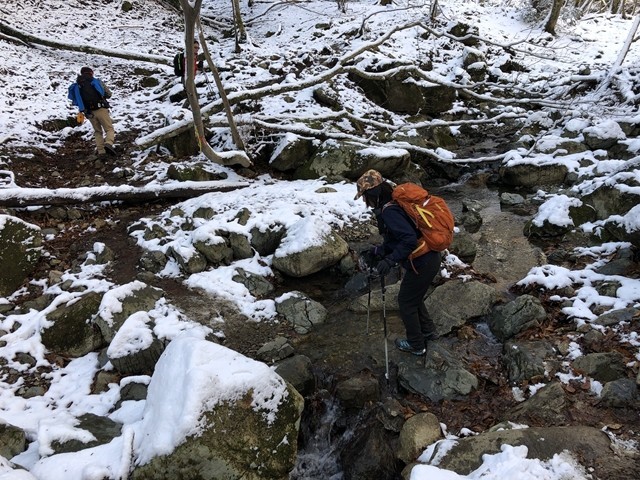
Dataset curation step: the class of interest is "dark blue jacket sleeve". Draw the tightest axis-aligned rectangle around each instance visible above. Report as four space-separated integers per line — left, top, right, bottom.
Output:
379 203 418 264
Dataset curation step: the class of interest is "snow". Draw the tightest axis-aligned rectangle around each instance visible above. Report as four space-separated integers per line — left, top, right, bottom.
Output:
0 0 639 479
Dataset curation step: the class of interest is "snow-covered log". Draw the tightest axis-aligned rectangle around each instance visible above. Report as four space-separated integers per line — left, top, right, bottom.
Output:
0 182 249 208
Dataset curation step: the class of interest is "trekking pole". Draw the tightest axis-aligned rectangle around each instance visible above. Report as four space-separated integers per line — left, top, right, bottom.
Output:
202 71 216 99
381 274 389 384
366 270 372 335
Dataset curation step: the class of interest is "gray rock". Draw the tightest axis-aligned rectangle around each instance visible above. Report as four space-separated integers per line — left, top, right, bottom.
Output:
108 313 165 375
460 209 482 233
500 192 525 206
581 185 639 220
506 381 567 425
167 245 207 273
138 250 168 273
250 223 285 256
600 378 638 408
349 70 456 115
594 307 639 327
272 221 348 277
232 268 274 298
50 413 122 454
397 412 441 464
398 344 478 402
449 231 477 264
503 340 556 383
269 133 315 171
256 336 294 363
0 420 26 459
294 141 410 180
0 215 43 296
194 236 234 266
488 295 547 341
572 352 627 382
425 280 497 335
94 282 164 342
498 163 568 189
335 373 379 409
41 291 106 357
582 120 626 150
227 232 254 260
274 355 315 397
276 291 327 334
131 340 304 480
430 426 612 475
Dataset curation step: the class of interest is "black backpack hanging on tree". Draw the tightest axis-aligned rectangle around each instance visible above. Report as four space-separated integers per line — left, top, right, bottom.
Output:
173 52 185 77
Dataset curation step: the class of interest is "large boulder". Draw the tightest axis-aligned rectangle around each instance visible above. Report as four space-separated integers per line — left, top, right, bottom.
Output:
425 280 497 335
0 215 43 296
269 133 316 172
349 70 456 115
581 184 639 220
132 337 304 480
397 412 441 464
582 120 626 150
272 218 348 277
525 196 597 238
294 141 411 180
398 343 479 402
498 161 568 189
426 426 613 475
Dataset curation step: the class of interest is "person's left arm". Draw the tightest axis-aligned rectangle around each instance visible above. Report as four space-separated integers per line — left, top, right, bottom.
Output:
380 205 418 264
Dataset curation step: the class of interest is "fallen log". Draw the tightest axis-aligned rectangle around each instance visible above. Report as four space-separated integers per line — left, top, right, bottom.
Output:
0 181 250 208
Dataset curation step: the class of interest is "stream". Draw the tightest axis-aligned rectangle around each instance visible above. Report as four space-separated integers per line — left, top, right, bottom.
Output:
288 177 544 479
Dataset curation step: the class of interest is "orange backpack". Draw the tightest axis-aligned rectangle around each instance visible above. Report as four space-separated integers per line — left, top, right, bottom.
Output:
391 183 455 258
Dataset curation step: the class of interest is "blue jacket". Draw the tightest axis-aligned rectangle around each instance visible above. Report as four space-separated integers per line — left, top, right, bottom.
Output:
67 77 109 112
377 202 430 270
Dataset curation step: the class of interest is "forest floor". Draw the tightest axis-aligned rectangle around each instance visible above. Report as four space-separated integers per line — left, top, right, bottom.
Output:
2 132 639 478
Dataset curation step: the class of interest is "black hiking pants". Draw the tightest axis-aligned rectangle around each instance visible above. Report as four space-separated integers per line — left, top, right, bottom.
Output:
397 251 442 350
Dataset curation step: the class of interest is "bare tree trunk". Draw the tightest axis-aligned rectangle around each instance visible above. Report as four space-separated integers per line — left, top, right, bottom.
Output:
544 0 565 35
430 0 440 22
179 0 251 167
197 18 246 151
231 0 248 53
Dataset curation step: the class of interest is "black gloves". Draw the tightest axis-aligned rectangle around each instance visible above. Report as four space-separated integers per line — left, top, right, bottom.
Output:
376 258 396 276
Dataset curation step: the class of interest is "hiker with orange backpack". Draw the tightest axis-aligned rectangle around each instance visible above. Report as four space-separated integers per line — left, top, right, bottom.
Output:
355 169 454 356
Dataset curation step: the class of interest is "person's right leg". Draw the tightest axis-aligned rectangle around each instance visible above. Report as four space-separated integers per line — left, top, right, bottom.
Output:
397 251 442 350
94 108 115 148
88 114 105 154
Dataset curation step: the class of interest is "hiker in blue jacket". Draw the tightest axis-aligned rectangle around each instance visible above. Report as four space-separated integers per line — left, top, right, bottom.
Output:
68 67 116 157
355 169 442 356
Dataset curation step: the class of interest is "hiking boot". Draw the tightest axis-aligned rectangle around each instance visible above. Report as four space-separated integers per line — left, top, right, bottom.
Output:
105 144 118 156
394 338 426 356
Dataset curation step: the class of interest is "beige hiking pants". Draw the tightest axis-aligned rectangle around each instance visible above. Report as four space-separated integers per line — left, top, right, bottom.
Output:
88 107 115 153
